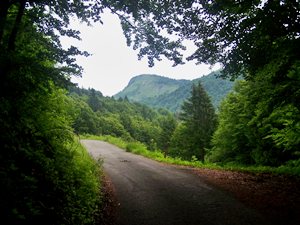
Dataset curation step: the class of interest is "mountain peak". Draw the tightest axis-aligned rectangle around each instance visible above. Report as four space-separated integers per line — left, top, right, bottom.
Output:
127 74 190 85
116 74 190 102
115 72 234 112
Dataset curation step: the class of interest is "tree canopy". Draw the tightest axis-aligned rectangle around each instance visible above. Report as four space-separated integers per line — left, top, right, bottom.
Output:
2 1 298 79
103 0 300 79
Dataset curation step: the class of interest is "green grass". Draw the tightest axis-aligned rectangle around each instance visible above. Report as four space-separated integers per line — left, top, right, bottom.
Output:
82 134 128 149
81 134 300 176
63 137 103 224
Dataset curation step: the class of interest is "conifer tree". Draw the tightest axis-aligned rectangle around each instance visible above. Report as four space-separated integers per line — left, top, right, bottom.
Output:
179 82 217 161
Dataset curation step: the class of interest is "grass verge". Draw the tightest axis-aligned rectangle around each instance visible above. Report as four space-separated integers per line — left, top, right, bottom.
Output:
81 134 300 177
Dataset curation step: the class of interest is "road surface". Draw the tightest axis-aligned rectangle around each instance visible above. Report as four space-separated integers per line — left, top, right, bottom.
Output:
82 140 269 225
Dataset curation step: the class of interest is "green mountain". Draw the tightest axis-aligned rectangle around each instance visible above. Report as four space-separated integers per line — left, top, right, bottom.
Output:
115 71 234 112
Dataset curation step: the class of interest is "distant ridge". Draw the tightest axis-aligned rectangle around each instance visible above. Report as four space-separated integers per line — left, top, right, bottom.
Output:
114 71 234 112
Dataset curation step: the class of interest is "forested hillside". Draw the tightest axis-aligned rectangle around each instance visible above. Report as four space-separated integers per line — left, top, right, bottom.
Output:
115 71 234 112
116 74 190 102
68 86 177 151
68 84 217 163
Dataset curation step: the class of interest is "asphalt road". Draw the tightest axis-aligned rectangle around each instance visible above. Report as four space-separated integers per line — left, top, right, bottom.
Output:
82 140 270 225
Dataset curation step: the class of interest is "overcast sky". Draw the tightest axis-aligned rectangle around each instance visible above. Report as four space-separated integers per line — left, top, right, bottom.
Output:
62 11 220 96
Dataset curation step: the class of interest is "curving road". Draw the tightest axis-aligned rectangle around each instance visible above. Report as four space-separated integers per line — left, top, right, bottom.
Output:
82 140 270 225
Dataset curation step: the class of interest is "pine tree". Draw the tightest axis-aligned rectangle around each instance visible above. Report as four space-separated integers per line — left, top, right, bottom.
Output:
179 82 217 161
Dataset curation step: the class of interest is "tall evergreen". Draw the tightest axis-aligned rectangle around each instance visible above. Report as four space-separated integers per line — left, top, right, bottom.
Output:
178 82 217 161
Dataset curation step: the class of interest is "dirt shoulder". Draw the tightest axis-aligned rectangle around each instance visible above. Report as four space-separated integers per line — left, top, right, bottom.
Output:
192 168 300 225
99 174 118 225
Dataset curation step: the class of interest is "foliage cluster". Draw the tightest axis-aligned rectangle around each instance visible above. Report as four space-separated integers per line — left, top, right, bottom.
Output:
204 0 300 168
209 62 300 167
0 2 103 224
0 81 102 224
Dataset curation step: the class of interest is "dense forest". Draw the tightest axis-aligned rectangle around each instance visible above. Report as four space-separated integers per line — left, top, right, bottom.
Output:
1 0 299 224
115 71 234 112
68 84 214 162
68 86 177 151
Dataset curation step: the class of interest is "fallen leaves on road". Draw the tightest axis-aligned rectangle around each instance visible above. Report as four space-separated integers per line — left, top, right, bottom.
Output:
192 168 300 225
99 174 118 225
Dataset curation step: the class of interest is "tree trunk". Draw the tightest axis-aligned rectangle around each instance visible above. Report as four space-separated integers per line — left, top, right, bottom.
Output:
199 147 205 162
0 0 11 45
8 0 26 51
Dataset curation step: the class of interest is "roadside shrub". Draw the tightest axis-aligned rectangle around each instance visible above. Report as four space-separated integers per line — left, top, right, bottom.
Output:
126 142 147 154
1 86 102 225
